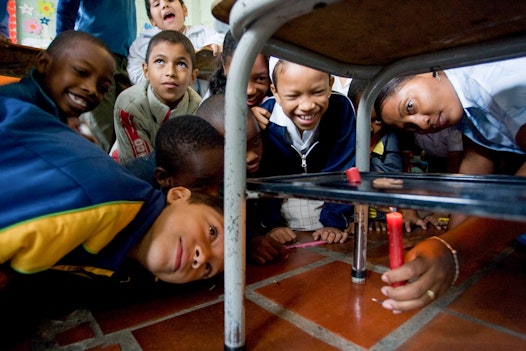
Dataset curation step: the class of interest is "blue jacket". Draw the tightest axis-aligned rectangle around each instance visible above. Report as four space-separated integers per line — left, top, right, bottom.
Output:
257 94 356 230
0 69 63 122
0 97 165 277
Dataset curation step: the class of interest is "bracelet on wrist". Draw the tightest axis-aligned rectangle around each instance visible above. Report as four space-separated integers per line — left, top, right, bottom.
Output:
429 236 459 285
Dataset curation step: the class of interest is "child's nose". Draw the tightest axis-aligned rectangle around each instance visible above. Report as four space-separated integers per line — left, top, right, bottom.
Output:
246 84 257 96
299 98 316 111
246 150 259 163
192 244 209 269
82 77 98 96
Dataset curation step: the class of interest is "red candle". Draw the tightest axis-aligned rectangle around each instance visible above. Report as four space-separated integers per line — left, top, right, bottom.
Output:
345 167 361 184
386 211 406 287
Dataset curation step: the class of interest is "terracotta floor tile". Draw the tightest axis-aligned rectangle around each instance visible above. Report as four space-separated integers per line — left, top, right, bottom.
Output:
246 248 326 284
93 276 224 334
54 322 94 347
397 312 526 351
133 300 342 351
447 252 526 334
254 260 418 349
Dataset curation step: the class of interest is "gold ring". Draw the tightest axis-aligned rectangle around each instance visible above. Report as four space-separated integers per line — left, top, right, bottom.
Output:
426 289 435 300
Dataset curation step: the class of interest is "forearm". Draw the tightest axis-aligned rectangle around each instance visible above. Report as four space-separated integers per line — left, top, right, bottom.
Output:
439 216 526 267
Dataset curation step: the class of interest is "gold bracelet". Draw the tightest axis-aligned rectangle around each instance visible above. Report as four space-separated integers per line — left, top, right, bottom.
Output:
429 236 459 284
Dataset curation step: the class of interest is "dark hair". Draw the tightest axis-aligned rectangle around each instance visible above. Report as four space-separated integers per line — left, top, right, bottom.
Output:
208 31 238 95
155 115 224 175
272 59 330 89
196 93 227 134
188 190 224 216
347 78 369 109
374 75 415 122
145 30 196 69
47 30 112 60
145 0 185 20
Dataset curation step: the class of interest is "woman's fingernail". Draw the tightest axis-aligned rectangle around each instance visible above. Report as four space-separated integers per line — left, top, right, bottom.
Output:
383 302 394 310
381 275 390 284
381 287 389 296
392 310 402 314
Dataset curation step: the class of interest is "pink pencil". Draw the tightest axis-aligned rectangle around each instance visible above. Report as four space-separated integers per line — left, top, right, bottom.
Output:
285 240 326 250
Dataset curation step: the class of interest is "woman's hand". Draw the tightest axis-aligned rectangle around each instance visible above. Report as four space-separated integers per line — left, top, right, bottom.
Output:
379 237 456 313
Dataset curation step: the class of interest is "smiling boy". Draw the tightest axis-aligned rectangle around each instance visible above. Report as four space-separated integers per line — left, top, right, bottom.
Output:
257 59 356 245
114 30 201 165
0 96 224 287
0 30 115 126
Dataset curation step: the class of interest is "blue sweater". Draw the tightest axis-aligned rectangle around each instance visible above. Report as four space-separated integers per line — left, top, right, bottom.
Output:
0 97 165 277
257 94 356 230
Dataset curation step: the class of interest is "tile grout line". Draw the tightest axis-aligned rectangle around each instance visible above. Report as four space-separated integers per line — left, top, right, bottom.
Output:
246 290 367 351
369 246 519 350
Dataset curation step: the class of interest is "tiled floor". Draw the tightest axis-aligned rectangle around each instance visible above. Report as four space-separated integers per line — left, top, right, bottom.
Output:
4 227 526 350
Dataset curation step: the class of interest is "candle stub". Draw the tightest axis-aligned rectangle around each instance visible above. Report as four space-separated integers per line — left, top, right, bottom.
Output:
345 167 361 184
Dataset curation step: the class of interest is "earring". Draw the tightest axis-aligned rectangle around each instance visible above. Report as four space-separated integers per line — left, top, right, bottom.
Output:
433 71 441 81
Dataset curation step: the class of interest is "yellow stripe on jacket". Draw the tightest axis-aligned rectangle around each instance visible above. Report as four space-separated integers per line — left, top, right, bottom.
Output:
0 202 144 274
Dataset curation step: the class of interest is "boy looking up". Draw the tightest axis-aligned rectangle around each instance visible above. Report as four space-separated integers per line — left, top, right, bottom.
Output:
127 0 223 92
258 59 356 245
114 30 201 165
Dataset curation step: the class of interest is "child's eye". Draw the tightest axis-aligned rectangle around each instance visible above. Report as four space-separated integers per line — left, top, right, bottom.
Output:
251 135 262 146
98 84 110 95
154 58 164 65
177 61 188 69
406 100 415 114
209 225 218 240
254 76 269 84
74 67 88 77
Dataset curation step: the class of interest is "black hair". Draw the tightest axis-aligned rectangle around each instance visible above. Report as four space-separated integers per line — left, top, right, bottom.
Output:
47 30 112 60
145 0 185 20
145 30 196 69
374 75 415 122
155 115 224 175
347 78 369 109
271 59 330 89
208 31 238 95
188 191 224 216
196 93 227 135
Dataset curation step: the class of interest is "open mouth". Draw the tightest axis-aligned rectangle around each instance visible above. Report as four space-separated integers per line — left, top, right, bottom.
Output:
163 12 175 22
68 93 87 108
174 238 183 272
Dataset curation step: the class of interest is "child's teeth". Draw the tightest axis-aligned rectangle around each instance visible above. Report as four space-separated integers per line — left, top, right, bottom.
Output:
69 93 87 107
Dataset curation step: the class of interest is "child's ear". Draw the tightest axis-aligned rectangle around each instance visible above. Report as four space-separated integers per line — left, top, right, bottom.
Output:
165 186 192 204
270 84 281 105
328 75 335 96
190 67 199 85
35 51 52 75
142 62 150 81
155 166 171 188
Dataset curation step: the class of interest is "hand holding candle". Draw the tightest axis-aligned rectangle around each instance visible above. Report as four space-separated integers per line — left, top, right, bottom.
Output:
386 211 406 287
